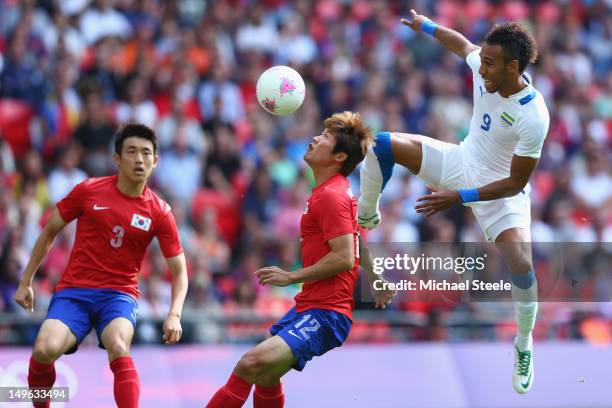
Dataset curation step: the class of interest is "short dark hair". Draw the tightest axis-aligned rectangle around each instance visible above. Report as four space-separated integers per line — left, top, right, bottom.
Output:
114 123 158 155
484 22 538 72
326 111 374 176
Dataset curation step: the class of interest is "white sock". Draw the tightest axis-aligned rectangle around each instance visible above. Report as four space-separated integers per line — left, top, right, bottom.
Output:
512 282 538 351
358 145 384 217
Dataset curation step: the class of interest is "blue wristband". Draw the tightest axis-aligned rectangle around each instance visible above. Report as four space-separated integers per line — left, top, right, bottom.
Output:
458 188 480 203
421 20 438 36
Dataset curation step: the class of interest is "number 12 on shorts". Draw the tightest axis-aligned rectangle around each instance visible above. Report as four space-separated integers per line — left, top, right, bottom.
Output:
293 314 321 340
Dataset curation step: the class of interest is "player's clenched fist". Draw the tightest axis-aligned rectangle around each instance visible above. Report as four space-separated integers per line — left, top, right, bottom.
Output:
400 9 431 32
14 283 34 312
162 314 182 344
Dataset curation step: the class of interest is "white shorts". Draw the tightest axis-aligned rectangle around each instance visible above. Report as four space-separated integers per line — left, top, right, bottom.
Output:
416 136 531 242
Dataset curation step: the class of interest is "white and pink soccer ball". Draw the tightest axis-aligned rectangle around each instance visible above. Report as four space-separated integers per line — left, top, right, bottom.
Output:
256 66 305 116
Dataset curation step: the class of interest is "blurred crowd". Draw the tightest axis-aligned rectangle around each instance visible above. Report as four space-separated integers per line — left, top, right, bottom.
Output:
0 0 610 344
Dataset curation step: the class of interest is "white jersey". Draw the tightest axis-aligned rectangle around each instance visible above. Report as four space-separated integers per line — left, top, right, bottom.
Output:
460 49 550 188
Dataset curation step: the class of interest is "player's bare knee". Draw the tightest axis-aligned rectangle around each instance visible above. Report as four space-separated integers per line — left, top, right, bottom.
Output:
33 337 64 363
390 133 422 174
106 339 130 360
235 351 266 381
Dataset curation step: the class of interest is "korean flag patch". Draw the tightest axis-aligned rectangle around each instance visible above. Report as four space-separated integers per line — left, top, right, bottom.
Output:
131 213 152 231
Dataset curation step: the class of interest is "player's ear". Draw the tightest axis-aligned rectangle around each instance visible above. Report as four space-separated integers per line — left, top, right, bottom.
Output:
152 153 159 168
507 58 519 74
334 151 348 164
113 152 121 167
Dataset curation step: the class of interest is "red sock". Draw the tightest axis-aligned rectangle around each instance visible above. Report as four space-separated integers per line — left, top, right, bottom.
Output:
110 356 140 408
254 383 284 408
28 356 56 408
206 373 252 408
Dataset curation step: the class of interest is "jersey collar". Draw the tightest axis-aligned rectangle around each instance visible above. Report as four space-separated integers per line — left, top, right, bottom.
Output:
506 76 535 105
113 175 151 200
312 173 345 192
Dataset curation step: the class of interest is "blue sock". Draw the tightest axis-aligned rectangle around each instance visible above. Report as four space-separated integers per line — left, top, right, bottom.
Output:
511 269 536 289
372 132 395 191
359 132 396 217
511 270 538 347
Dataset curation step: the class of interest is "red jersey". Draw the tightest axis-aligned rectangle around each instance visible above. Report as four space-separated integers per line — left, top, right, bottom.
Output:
294 174 359 319
55 176 183 298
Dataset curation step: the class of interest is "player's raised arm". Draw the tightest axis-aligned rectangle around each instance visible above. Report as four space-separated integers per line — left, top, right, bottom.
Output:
401 9 479 60
14 209 67 312
474 155 539 201
162 253 188 344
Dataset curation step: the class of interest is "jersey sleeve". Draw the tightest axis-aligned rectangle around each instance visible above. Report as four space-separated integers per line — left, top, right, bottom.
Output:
314 188 356 242
514 107 550 158
466 48 481 74
155 210 184 258
55 180 87 222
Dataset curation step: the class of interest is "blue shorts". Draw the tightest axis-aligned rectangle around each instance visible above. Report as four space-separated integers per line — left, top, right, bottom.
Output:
270 307 351 371
45 288 139 354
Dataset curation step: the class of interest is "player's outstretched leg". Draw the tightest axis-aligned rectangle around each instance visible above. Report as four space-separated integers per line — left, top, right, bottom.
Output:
206 336 294 408
101 318 139 408
29 319 77 408
358 132 396 228
358 132 423 228
496 228 537 394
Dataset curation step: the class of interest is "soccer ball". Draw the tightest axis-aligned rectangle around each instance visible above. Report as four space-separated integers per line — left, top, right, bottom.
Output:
256 66 305 116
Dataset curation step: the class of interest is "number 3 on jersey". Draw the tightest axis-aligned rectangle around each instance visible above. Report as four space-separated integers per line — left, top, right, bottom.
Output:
481 113 491 131
110 226 125 248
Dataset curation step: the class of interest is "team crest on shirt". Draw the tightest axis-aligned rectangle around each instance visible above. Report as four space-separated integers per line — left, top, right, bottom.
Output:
131 214 152 231
500 112 515 128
